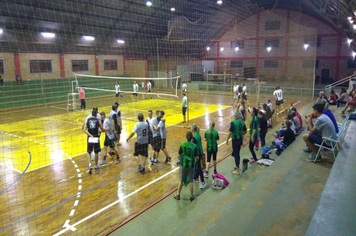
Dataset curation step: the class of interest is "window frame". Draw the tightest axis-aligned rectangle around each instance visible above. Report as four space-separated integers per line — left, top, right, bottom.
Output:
71 59 90 72
0 59 5 75
265 21 281 30
103 59 119 71
29 59 53 74
264 60 279 69
230 60 244 68
231 41 244 49
264 39 280 48
347 59 356 69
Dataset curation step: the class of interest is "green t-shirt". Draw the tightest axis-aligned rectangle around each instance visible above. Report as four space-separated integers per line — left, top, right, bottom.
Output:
249 116 259 139
205 129 219 153
182 96 187 108
231 120 246 140
194 132 203 156
179 141 198 168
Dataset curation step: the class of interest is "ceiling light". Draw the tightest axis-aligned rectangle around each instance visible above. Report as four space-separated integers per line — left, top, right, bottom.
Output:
220 47 224 52
217 0 223 5
235 47 239 51
348 17 352 20
348 39 353 44
117 39 125 44
353 24 356 30
267 46 272 52
0 29 3 34
304 44 309 50
206 46 210 51
171 7 175 12
83 36 95 41
353 51 356 57
41 32 55 38
146 1 152 6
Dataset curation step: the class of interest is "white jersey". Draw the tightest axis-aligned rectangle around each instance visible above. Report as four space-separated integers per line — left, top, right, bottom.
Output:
157 120 167 139
233 85 238 92
103 118 115 139
273 89 283 101
115 84 120 93
133 83 138 92
141 82 145 88
86 113 101 121
267 103 273 111
243 86 247 95
132 121 148 144
147 82 151 91
146 117 154 133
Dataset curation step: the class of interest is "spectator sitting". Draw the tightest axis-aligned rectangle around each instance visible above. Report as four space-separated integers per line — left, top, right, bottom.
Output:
16 74 23 85
340 89 356 114
336 88 349 107
305 103 339 134
328 89 337 105
290 111 301 134
303 103 337 162
273 120 295 156
274 114 296 138
316 91 328 107
289 105 303 128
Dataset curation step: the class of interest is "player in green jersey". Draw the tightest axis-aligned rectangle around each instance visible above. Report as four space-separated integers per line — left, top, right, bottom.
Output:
204 122 219 178
191 124 206 189
249 107 259 163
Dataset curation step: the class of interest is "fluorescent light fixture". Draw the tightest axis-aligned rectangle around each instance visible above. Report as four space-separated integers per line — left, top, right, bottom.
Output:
267 46 272 52
235 47 239 51
171 7 175 12
206 46 210 51
0 28 3 34
83 36 95 41
348 16 352 20
217 0 223 5
220 47 224 52
117 39 125 44
353 24 356 30
353 51 356 57
146 1 152 6
304 44 309 50
348 38 353 44
41 32 55 38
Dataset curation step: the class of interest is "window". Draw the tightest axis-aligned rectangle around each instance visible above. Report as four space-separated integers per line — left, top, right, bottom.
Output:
264 39 280 48
230 60 243 68
231 41 244 49
104 60 118 71
302 60 315 69
265 21 281 30
71 60 89 72
315 60 319 69
264 60 279 68
29 60 52 73
304 36 321 47
347 59 356 69
0 59 4 74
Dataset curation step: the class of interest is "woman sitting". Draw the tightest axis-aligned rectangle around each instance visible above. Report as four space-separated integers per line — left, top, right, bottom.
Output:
328 89 337 105
340 89 356 114
336 88 349 107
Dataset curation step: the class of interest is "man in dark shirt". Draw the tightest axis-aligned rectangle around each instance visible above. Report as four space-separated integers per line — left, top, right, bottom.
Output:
281 120 295 146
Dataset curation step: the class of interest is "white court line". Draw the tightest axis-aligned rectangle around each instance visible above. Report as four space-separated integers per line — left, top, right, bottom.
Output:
74 200 79 207
78 179 82 184
78 185 82 190
69 209 75 217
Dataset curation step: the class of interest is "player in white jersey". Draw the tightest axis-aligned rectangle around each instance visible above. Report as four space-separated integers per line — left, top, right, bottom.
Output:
109 104 122 146
100 112 120 165
150 110 161 164
153 111 172 165
182 92 188 123
146 110 154 151
147 80 152 99
273 86 284 113
132 81 139 102
233 83 239 105
127 113 149 174
115 82 120 102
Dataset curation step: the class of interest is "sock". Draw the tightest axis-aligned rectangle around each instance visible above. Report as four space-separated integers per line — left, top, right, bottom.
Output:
89 163 92 168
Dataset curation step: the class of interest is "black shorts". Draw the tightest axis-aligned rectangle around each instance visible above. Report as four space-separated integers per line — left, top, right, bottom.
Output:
148 131 153 146
148 89 151 93
115 124 121 135
242 94 247 100
152 136 161 152
207 150 217 162
182 107 187 116
133 93 138 96
160 138 166 149
276 100 284 106
87 137 101 153
116 93 120 97
104 136 115 148
134 142 148 157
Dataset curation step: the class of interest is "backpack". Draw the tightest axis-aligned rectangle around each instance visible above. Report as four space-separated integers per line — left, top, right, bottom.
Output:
211 173 229 189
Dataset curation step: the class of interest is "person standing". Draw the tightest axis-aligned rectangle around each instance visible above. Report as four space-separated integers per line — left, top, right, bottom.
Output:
182 92 188 123
127 113 149 174
115 82 120 102
226 110 247 175
174 131 199 202
79 85 86 110
150 110 161 165
258 111 268 147
204 122 219 177
132 81 139 102
191 124 206 189
83 110 106 174
147 80 152 99
146 110 155 159
249 108 259 163
16 74 23 85
154 111 172 164
100 112 120 165
273 86 284 113
109 104 122 146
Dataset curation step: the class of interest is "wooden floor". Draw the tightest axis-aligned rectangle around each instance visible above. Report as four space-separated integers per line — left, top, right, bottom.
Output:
0 92 311 235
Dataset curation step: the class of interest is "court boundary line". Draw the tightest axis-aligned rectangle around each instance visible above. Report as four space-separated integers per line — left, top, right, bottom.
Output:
0 147 31 195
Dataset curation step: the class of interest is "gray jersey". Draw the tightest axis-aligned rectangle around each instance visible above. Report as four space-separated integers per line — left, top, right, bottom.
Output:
132 121 148 144
152 117 160 138
109 110 118 126
314 114 336 146
103 118 115 140
158 120 167 139
146 117 154 133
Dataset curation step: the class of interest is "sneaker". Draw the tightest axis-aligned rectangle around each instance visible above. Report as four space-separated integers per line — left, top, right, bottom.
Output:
95 166 100 172
153 159 159 164
167 157 172 165
194 178 199 183
306 153 321 162
189 196 195 202
115 157 121 164
232 170 240 175
199 182 207 189
255 148 259 151
203 171 209 178
140 167 146 175
303 147 312 153
339 111 345 115
88 166 92 175
174 193 180 200
99 159 107 165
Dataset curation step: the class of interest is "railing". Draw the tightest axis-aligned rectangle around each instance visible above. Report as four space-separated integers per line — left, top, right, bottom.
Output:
325 74 355 93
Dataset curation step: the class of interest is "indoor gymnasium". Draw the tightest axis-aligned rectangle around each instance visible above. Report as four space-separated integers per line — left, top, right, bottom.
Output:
0 0 356 235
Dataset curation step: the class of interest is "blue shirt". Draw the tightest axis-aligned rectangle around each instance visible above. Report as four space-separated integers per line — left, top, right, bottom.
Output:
323 110 339 133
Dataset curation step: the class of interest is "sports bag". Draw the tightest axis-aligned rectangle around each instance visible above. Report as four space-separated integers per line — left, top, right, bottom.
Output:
211 173 229 189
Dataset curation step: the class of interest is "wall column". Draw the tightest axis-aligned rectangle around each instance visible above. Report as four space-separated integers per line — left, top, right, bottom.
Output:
15 53 20 75
95 55 99 76
60 55 65 78
335 33 341 81
284 10 290 78
217 41 220 73
255 13 260 78
123 56 126 74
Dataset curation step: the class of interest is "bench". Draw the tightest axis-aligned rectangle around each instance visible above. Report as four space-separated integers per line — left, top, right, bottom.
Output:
313 115 349 162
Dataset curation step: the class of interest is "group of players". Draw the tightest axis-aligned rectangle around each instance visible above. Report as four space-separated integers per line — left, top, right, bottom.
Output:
114 80 153 103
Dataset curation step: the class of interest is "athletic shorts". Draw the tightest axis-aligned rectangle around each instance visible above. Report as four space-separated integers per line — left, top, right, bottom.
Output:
133 93 138 96
180 166 194 183
349 100 356 106
104 136 115 148
276 99 284 106
242 94 247 100
160 138 166 149
152 136 161 152
148 131 153 145
115 124 121 135
116 92 120 97
207 150 217 162
87 137 101 153
182 107 187 116
134 142 148 157
148 89 151 93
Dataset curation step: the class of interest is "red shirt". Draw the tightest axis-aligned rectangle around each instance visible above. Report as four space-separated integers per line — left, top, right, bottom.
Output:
295 111 303 127
329 94 337 103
